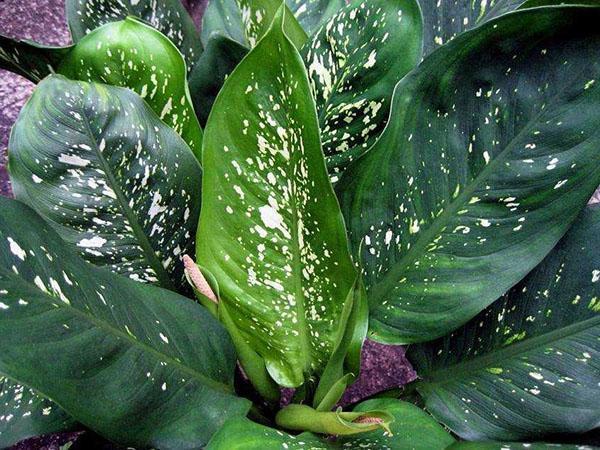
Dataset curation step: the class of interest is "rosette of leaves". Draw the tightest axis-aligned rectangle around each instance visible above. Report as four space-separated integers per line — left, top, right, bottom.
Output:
0 1 599 449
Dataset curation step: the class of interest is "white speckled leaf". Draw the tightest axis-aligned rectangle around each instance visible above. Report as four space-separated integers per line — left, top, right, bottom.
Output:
201 0 338 47
66 0 201 71
0 36 72 83
418 0 526 56
58 17 203 158
449 444 596 450
207 399 455 449
303 0 423 177
336 6 600 344
409 205 600 440
0 377 76 448
8 75 202 292
0 197 250 449
197 8 358 388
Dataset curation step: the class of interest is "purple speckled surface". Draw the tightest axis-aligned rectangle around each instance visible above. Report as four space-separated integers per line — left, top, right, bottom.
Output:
0 1 415 448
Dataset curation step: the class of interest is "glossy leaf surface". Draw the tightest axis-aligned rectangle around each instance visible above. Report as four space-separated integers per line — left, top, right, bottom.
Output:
58 17 203 157
409 205 600 440
66 0 201 71
449 444 597 450
188 34 248 127
207 398 455 449
304 0 423 177
0 377 76 448
0 36 71 83
0 197 250 449
197 8 357 388
337 6 600 344
201 0 341 47
9 76 202 292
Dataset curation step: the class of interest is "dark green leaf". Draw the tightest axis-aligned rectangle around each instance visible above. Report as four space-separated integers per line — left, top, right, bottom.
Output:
304 0 423 178
337 6 600 344
448 443 596 449
197 7 358 388
409 205 600 440
66 0 201 71
207 399 455 449
201 0 339 47
9 75 202 292
0 377 76 448
58 17 203 157
0 36 72 83
0 197 250 449
188 34 248 127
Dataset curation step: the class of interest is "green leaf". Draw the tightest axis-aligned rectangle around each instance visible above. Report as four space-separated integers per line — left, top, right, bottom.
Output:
188 34 249 127
237 0 308 50
208 399 455 449
418 0 525 56
196 6 358 388
285 0 345 37
8 75 202 292
66 0 201 71
303 0 423 178
0 377 76 448
57 17 203 157
408 205 600 440
0 36 72 83
336 6 600 344
201 0 336 47
0 197 250 449
448 444 597 450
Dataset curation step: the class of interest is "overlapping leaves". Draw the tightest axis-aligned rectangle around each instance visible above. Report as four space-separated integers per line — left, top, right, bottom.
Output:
0 197 250 449
409 205 600 440
197 7 359 388
66 0 202 70
9 75 202 292
337 5 600 344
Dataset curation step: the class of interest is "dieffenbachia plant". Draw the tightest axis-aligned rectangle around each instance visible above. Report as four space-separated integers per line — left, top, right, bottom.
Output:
0 0 598 449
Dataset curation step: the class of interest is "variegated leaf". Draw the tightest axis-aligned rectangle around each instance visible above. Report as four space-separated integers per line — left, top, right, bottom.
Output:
58 17 203 158
449 444 597 450
0 377 76 448
8 75 202 292
66 0 201 71
409 205 600 440
0 197 250 449
197 7 358 388
0 36 72 83
207 399 456 449
201 0 337 47
237 0 308 49
303 0 423 178
336 6 600 344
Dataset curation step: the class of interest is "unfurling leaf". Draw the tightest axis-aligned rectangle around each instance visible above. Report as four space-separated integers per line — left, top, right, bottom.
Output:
9 75 202 292
0 197 250 449
337 6 600 344
197 7 359 388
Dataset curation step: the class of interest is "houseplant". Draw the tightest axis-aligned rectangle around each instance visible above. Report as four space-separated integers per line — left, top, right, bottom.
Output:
0 0 598 448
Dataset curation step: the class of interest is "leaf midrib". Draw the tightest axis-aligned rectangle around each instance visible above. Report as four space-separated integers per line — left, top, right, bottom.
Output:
1 266 233 395
369 62 588 307
417 314 600 385
79 95 176 291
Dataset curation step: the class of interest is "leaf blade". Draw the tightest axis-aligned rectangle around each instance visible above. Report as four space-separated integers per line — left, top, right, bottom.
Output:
0 197 250 449
337 6 600 343
408 205 600 440
197 7 358 388
8 75 202 292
